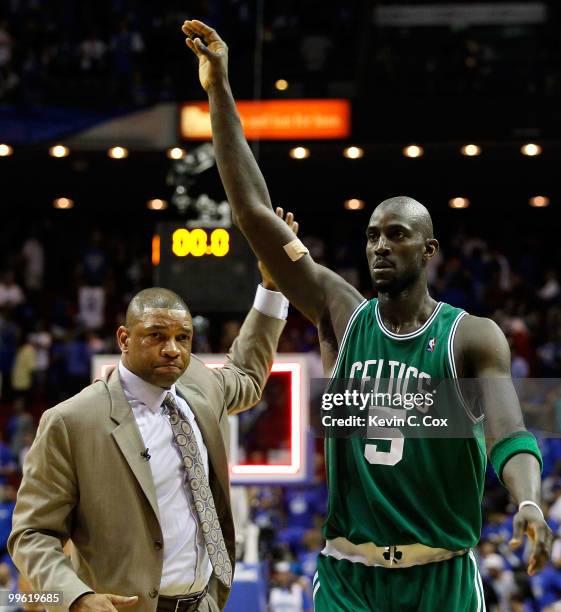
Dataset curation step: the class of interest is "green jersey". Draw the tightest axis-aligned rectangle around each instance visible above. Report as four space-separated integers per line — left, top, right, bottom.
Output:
324 299 486 550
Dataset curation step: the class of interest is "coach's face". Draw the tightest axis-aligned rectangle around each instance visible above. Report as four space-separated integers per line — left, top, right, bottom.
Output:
117 308 193 388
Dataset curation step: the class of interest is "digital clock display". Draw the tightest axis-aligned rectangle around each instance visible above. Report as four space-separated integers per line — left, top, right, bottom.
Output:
153 222 259 313
171 228 230 257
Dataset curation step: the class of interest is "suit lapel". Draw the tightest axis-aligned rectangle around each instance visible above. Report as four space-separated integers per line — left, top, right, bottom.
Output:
106 369 161 525
176 381 230 501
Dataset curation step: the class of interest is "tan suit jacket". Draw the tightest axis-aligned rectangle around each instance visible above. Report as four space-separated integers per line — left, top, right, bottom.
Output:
9 308 285 611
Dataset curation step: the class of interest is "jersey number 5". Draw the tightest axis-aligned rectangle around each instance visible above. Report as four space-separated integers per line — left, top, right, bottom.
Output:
364 406 405 466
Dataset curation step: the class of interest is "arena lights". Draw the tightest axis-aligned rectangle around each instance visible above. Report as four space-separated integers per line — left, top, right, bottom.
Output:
108 146 129 159
0 144 13 157
49 144 70 158
343 146 364 159
529 196 550 208
167 147 186 160
289 146 310 160
403 145 424 158
460 144 481 157
521 143 542 157
344 198 365 210
53 197 74 209
147 198 168 210
449 197 470 209
275 79 289 91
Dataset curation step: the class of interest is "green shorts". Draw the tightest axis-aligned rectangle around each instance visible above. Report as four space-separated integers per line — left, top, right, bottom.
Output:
313 550 485 612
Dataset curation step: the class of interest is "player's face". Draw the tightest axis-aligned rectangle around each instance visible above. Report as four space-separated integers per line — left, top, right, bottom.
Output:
118 308 193 388
365 208 427 294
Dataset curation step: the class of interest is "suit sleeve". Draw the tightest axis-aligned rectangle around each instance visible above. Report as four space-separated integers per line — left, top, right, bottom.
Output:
214 307 285 416
8 409 93 609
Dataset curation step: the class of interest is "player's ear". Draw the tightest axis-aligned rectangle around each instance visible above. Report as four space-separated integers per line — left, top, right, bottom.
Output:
424 238 439 261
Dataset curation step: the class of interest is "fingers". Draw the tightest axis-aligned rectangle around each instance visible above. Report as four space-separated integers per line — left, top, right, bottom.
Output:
508 513 525 550
184 36 212 58
193 37 209 54
274 207 299 235
284 212 299 235
186 19 221 41
273 208 299 235
182 19 223 45
509 513 553 576
182 20 225 60
109 595 138 608
182 21 203 39
527 523 553 575
185 37 199 56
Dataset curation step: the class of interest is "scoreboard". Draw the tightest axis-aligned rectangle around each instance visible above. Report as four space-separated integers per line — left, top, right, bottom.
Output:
153 222 260 313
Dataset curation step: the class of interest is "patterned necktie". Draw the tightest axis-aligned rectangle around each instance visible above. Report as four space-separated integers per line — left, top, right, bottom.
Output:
163 392 233 588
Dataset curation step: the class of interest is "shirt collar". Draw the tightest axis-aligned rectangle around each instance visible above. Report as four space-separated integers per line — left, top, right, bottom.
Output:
118 361 178 413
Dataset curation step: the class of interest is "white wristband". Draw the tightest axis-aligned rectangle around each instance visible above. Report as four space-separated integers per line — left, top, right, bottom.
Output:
518 500 544 518
253 284 289 320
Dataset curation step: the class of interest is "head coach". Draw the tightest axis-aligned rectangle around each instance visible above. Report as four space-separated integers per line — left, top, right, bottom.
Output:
8 219 296 612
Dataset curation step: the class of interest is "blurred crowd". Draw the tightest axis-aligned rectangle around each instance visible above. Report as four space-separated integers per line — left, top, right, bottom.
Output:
1 2 561 611
1 0 560 108
0 216 560 610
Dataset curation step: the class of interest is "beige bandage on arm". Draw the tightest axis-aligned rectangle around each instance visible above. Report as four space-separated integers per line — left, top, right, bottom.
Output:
283 238 309 262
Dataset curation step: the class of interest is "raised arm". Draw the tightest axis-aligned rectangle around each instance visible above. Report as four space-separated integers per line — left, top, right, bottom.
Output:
181 20 362 333
455 315 552 575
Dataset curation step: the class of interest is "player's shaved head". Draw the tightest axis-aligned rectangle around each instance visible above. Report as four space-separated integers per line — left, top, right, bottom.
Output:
374 196 434 240
126 287 190 327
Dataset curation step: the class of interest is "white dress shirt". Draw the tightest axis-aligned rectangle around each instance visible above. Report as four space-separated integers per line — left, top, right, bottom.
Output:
118 286 288 595
119 362 212 595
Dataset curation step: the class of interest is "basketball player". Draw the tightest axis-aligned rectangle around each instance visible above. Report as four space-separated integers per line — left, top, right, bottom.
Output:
182 20 552 610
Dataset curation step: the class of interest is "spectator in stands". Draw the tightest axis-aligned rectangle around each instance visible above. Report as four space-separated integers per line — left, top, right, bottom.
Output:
79 28 108 74
78 285 106 331
5 402 34 459
0 21 12 69
297 528 323 584
548 483 561 524
20 234 45 294
61 330 92 397
0 311 19 400
250 486 285 559
511 344 530 379
0 20 17 103
0 433 17 486
28 323 52 400
481 553 517 611
16 430 33 470
0 485 15 556
268 561 312 612
537 326 561 377
538 269 561 303
79 230 108 287
0 271 24 310
110 18 145 104
11 334 36 412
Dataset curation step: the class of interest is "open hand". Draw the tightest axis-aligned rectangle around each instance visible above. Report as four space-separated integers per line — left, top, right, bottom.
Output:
509 504 553 575
182 20 229 92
